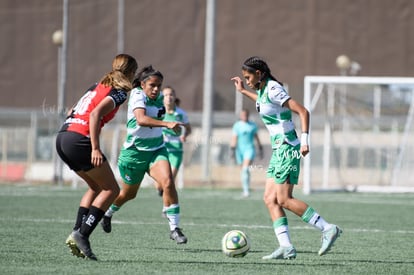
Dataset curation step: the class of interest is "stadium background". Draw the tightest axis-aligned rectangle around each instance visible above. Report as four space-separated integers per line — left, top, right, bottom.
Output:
1 0 414 188
1 0 414 110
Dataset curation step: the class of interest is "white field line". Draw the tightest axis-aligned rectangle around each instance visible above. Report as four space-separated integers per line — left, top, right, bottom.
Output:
3 217 414 235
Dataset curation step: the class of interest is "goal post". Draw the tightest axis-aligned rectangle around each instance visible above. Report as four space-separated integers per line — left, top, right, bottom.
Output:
303 76 414 194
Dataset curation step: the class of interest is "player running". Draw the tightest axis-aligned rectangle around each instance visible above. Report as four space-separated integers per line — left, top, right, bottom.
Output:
101 65 187 244
154 86 191 197
231 56 342 260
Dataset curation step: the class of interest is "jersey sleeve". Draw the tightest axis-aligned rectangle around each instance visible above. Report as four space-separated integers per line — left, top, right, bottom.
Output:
177 108 189 124
108 89 128 107
128 88 147 110
267 83 291 106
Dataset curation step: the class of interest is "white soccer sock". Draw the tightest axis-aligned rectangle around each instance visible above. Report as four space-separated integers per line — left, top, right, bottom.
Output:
308 213 332 232
104 204 120 217
274 225 292 248
165 204 180 231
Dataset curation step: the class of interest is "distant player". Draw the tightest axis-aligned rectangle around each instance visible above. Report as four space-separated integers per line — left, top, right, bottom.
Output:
230 109 263 197
155 86 191 197
231 56 342 260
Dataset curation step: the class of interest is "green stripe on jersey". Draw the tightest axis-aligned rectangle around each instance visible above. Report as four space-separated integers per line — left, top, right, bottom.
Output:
262 114 280 125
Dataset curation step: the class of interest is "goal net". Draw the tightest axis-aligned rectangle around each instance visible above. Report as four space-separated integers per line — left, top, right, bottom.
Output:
303 76 414 194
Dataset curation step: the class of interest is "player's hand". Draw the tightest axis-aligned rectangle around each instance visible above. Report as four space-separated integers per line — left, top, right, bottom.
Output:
167 121 183 134
231 76 245 92
91 148 104 167
300 145 309 157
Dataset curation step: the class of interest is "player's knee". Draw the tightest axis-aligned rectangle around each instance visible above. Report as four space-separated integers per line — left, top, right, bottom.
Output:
276 195 292 209
119 189 137 201
277 198 289 209
263 192 275 207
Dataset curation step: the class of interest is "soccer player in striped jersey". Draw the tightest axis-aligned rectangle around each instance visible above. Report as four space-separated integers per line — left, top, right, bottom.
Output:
231 56 342 260
101 66 187 244
155 86 191 197
57 54 138 260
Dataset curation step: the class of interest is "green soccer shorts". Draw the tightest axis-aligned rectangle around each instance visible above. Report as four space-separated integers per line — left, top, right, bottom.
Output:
266 143 301 184
167 150 183 170
118 146 169 185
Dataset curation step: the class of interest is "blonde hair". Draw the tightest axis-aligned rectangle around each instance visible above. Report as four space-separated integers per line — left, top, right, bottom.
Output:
100 54 138 91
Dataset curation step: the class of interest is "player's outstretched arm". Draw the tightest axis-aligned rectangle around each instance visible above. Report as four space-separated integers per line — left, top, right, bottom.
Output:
231 76 258 102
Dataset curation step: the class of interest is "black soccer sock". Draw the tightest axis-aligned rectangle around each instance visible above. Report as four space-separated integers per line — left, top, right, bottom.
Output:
73 206 89 231
79 206 105 238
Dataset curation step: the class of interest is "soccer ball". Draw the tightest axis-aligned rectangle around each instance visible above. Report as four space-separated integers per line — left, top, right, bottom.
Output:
221 230 250 257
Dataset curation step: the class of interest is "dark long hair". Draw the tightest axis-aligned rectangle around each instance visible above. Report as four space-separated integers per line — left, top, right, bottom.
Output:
132 65 164 88
242 56 283 89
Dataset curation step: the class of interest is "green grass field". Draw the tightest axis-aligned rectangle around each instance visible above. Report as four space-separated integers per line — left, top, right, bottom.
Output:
1 184 414 275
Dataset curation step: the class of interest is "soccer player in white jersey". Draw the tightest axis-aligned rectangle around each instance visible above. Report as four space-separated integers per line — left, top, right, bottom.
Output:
101 65 187 244
231 56 342 259
230 109 263 197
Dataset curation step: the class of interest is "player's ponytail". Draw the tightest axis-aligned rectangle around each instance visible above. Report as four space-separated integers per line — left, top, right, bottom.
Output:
101 54 138 91
101 70 132 91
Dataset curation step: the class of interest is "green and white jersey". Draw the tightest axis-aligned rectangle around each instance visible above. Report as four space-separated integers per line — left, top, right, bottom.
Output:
122 87 165 151
162 107 189 152
256 79 299 149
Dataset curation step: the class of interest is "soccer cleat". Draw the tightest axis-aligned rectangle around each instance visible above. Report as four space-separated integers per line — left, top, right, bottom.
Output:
318 225 342 256
72 230 98 261
65 231 85 258
170 227 188 244
262 246 297 260
101 215 112 233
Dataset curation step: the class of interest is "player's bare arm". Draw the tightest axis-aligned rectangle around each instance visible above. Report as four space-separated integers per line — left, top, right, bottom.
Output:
284 98 310 156
89 96 116 167
231 76 258 101
134 107 182 134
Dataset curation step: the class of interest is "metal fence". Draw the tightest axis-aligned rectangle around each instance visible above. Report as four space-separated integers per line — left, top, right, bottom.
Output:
0 108 270 188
